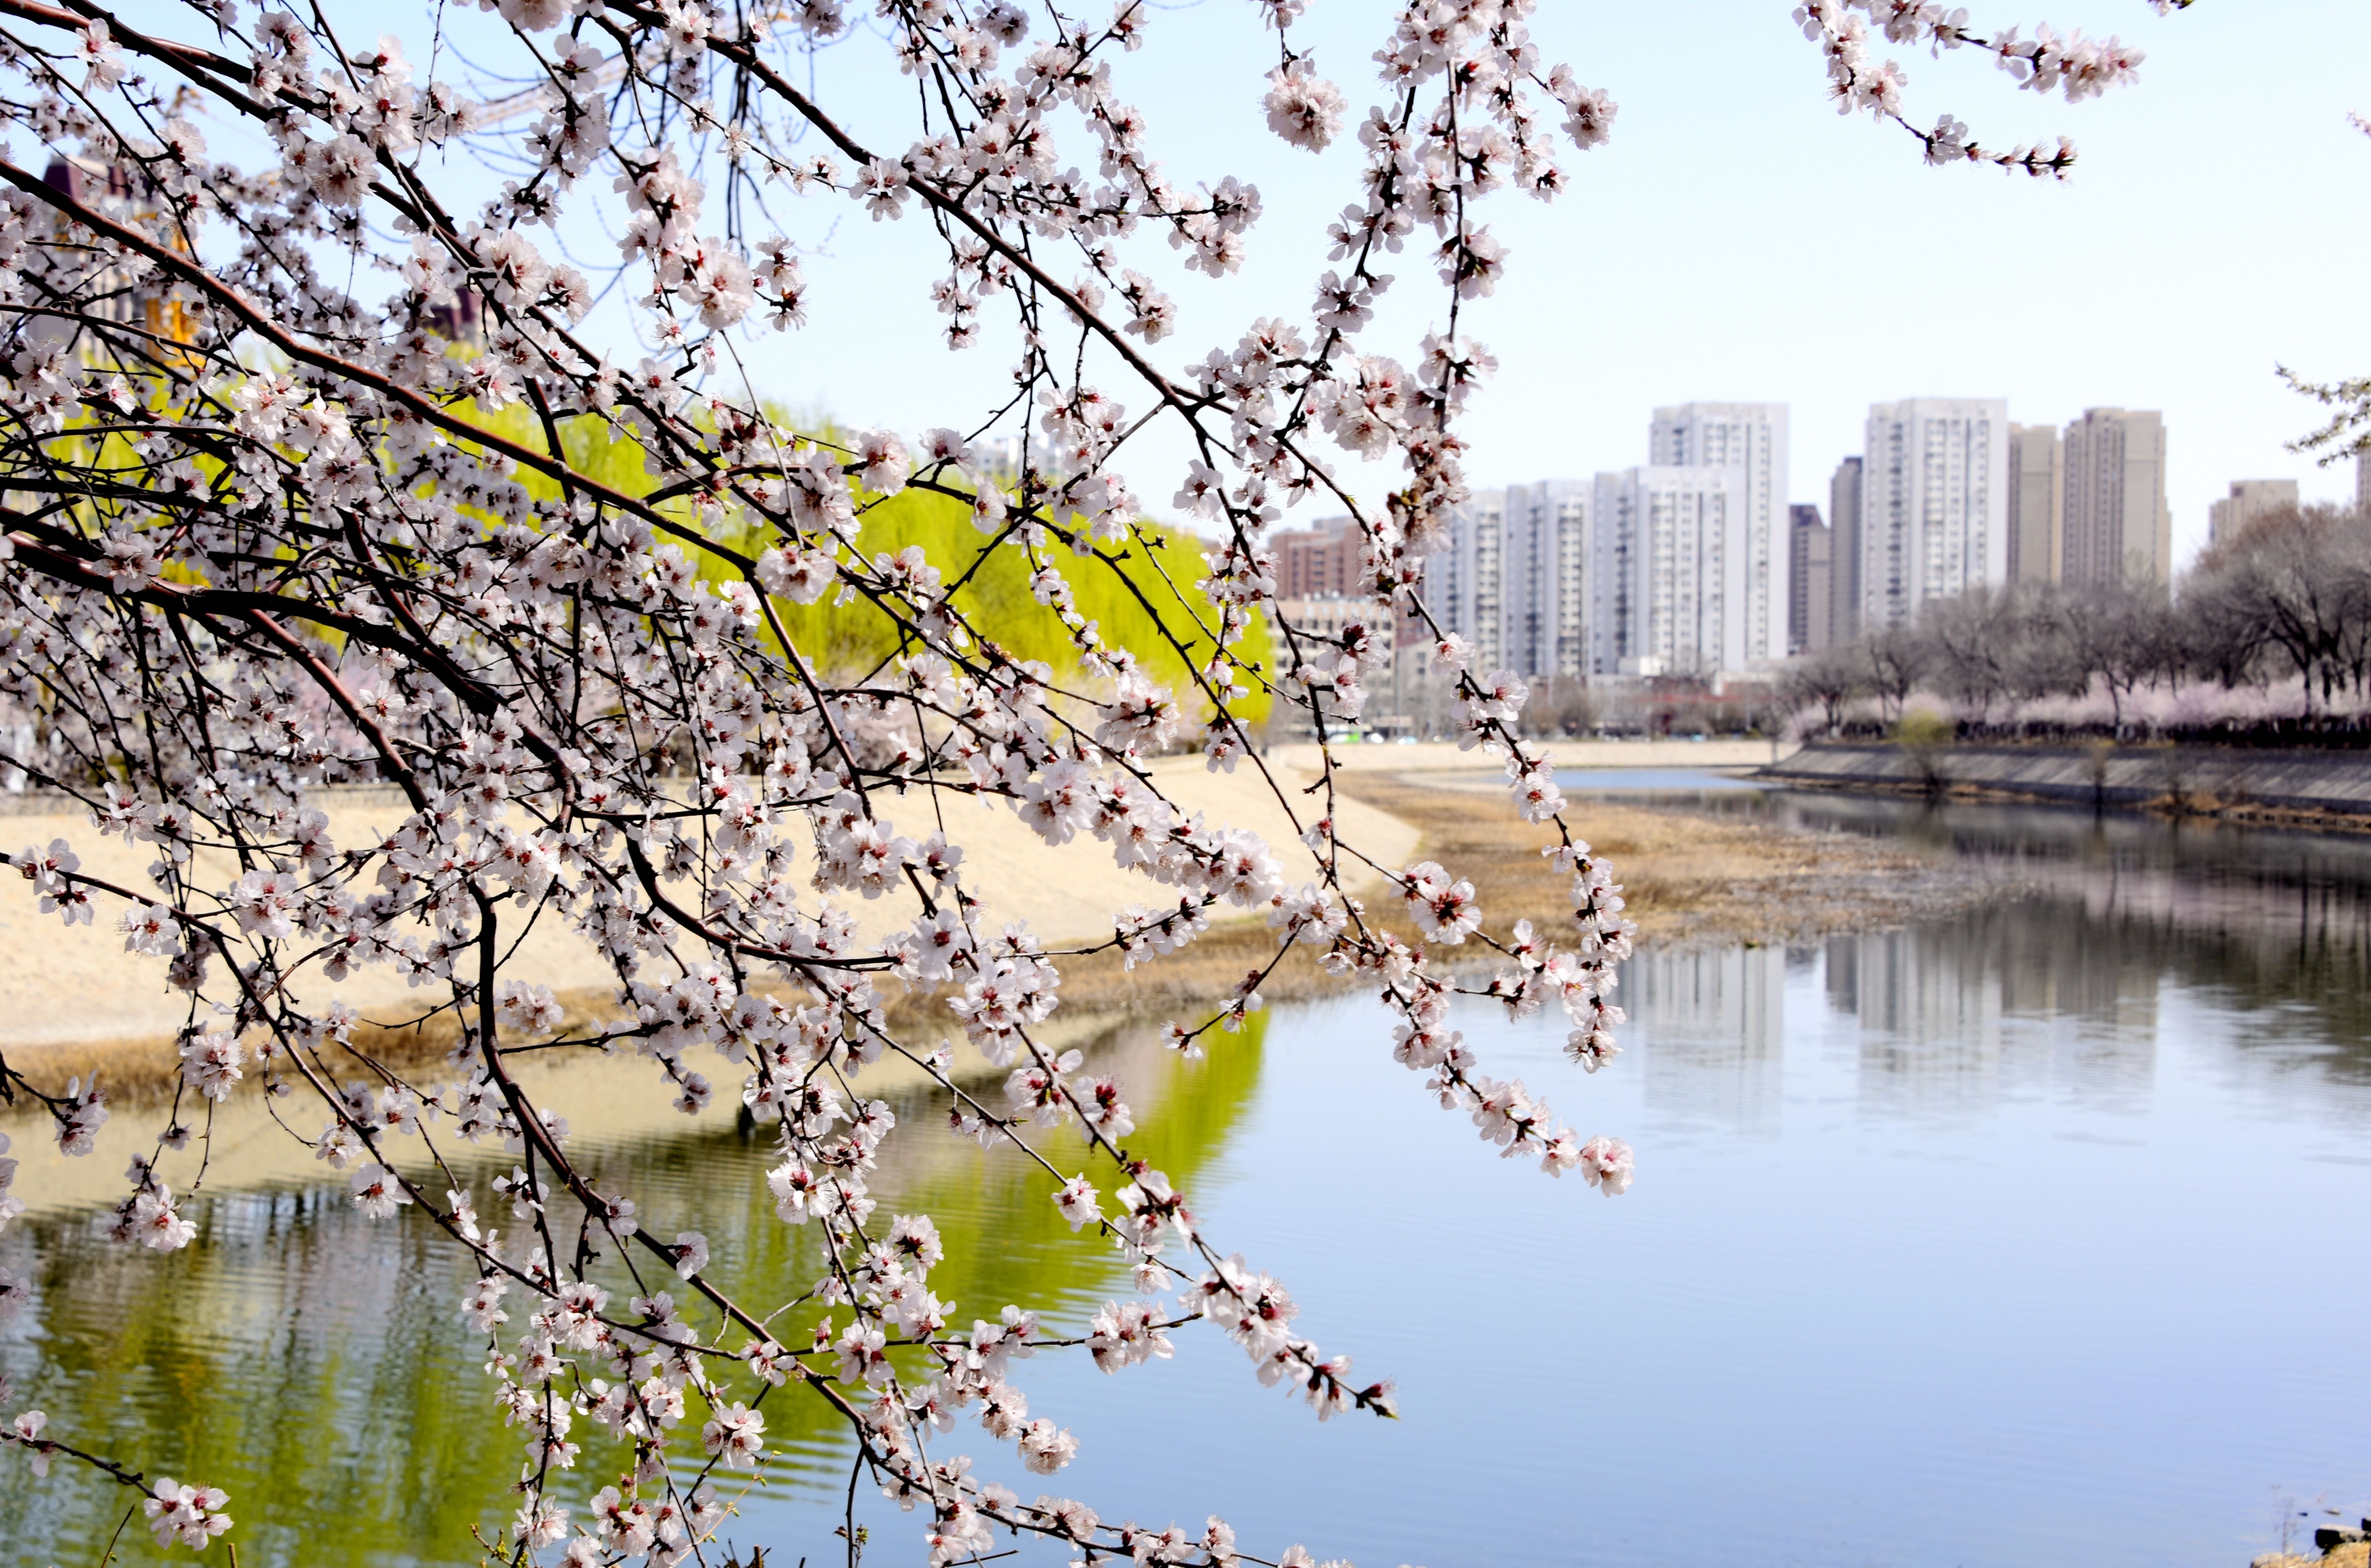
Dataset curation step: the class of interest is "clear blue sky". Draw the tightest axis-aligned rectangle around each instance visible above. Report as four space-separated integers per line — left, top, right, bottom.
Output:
734 0 2371 570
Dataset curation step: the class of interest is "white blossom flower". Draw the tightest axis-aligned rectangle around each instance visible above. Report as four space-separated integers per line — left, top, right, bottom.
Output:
10 1410 48 1475
1016 1416 1077 1474
1053 1175 1099 1231
128 1185 196 1252
702 1402 766 1468
1577 1135 1635 1195
144 1478 232 1550
350 1164 414 1219
1264 61 1345 151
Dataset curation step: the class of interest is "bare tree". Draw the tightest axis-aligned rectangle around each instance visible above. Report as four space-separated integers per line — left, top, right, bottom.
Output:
1862 625 1929 724
1919 586 2024 722
2189 506 2371 716
1778 643 1865 736
2054 578 2179 733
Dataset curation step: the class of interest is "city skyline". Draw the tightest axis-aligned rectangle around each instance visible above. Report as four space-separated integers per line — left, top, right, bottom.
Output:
1452 393 2247 598
751 3 2371 578
1422 393 2226 673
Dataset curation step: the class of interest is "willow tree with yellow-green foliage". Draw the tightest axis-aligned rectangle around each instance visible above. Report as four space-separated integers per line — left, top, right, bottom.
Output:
464 402 1270 721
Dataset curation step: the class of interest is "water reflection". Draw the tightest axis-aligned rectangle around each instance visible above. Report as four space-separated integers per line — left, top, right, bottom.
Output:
1711 790 2371 1086
1629 946 1785 1133
0 1017 1266 1567
6 790 2371 1568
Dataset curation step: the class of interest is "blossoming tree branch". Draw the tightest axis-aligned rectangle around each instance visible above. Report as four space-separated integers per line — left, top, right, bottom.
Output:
0 0 2167 1558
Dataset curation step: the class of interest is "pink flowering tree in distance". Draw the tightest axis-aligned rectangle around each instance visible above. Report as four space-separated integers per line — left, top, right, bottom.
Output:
0 0 2176 1558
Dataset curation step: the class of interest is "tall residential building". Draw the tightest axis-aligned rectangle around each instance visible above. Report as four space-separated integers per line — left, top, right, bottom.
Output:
1859 398 2009 630
2005 423 2064 583
1829 456 1863 645
1502 481 1593 679
2358 452 2370 512
1429 483 1591 680
1590 466 1748 678
2206 479 2299 545
1649 403 1789 666
1432 488 1506 674
1787 503 1832 654
2061 407 2171 586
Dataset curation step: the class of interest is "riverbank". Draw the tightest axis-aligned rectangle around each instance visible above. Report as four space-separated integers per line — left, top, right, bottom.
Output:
1765 739 2371 828
2254 1543 2370 1568
0 742 1988 1105
1328 764 2015 949
909 753 2017 1051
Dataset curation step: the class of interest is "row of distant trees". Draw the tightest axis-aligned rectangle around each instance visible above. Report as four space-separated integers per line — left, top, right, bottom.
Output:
1782 502 2371 740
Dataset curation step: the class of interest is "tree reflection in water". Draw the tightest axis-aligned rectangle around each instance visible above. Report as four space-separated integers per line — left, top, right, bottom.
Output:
0 1015 1266 1567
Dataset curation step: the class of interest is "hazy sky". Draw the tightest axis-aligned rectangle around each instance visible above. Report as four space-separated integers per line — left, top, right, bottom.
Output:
730 0 2371 570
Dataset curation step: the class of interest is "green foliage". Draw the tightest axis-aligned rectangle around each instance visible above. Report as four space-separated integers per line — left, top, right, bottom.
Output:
458 404 1273 729
1890 707 1953 752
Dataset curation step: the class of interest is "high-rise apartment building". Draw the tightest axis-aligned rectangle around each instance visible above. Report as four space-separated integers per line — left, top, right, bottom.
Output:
2061 408 2171 586
1787 503 1832 654
1502 481 1593 679
2005 423 2064 582
1859 398 2009 630
2358 452 2369 512
1431 483 1592 679
1649 403 1789 666
2206 479 2298 545
1432 488 1507 674
1829 456 1863 645
1590 466 1748 678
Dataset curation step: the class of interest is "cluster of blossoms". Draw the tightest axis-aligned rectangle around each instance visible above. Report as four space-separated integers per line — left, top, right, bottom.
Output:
0 0 2162 1558
1793 0 2160 173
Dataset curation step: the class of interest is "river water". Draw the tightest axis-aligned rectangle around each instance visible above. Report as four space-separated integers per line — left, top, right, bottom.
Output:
3 781 2368 1567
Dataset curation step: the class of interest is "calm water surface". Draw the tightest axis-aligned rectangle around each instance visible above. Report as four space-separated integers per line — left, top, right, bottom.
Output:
4 784 2368 1566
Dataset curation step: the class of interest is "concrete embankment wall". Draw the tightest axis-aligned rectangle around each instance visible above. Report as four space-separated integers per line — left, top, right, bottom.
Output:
1763 741 2371 817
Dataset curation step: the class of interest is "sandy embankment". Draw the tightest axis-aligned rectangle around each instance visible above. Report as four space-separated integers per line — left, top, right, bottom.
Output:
0 750 1421 1064
0 739 1766 1067
0 750 1409 1214
8 739 1897 1212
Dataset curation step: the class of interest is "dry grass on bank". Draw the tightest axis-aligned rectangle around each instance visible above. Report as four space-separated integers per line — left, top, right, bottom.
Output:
2253 1543 2370 1568
906 765 2016 1034
1327 769 2012 950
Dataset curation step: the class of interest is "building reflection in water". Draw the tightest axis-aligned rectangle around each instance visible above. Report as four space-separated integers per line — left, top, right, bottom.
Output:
1609 790 2371 1139
1630 945 1786 1132
1825 904 2159 1120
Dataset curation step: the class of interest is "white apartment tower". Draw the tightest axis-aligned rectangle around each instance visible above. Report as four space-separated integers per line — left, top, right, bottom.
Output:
2061 407 2171 586
1859 398 2009 630
1502 481 1593 679
1433 488 1507 674
1649 403 1789 666
1432 483 1592 679
1590 466 1749 678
